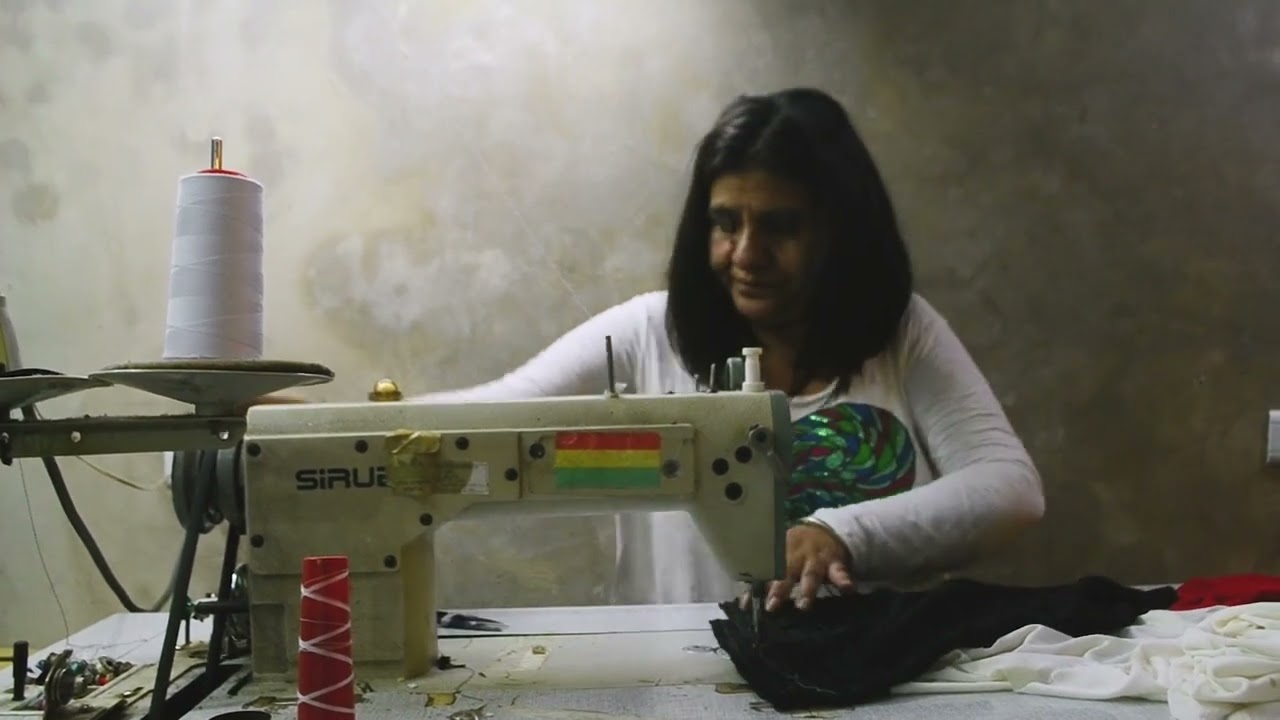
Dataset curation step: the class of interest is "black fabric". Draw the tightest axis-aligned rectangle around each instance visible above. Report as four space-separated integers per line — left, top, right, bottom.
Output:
710 576 1178 712
437 611 506 633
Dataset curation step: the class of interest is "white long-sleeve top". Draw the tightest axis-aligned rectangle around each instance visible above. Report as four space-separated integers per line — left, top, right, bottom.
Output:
415 291 1044 603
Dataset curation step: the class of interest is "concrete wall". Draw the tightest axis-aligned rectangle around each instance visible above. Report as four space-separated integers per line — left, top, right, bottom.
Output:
2 0 1278 648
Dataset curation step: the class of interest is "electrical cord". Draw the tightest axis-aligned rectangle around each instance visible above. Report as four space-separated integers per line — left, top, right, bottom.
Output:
16 402 175 613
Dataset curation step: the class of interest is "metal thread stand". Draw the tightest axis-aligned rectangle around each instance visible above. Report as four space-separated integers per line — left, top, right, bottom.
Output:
147 457 217 720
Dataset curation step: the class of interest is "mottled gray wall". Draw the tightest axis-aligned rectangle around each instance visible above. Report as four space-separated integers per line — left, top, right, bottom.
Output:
856 2 1280 584
2 0 1278 649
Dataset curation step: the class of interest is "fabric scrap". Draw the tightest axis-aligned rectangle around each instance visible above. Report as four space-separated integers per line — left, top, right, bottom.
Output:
898 602 1280 720
1173 574 1280 611
710 575 1177 712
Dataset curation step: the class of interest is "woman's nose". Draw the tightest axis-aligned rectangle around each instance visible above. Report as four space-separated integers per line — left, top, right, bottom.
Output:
732 228 769 268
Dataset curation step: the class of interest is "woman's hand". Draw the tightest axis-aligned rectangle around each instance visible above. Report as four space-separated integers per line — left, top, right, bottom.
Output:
764 521 856 611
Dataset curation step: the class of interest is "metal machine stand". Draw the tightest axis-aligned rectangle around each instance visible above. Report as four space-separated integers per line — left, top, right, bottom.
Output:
0 358 332 719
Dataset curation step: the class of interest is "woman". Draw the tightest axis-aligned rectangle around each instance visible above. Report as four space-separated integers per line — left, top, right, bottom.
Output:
410 87 1045 612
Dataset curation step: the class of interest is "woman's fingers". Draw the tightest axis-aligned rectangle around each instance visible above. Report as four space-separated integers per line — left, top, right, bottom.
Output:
828 561 856 592
759 560 855 613
796 559 825 609
754 526 858 614
765 579 793 611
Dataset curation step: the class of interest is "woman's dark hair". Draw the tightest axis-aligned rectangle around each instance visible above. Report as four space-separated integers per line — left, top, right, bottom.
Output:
665 87 913 395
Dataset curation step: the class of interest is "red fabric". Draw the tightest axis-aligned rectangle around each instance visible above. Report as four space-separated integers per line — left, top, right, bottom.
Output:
1171 573 1280 611
298 556 355 719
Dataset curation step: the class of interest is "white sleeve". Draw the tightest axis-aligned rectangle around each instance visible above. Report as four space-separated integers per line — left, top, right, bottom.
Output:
807 296 1045 581
409 293 658 403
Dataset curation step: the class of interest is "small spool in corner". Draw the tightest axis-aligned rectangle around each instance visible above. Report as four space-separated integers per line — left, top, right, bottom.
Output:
297 555 355 719
741 347 765 392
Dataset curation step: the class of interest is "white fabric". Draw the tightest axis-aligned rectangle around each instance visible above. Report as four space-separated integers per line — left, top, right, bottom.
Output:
413 291 1043 604
896 603 1280 720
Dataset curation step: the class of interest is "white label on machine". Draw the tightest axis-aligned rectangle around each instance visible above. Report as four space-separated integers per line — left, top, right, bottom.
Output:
462 462 489 495
163 451 174 487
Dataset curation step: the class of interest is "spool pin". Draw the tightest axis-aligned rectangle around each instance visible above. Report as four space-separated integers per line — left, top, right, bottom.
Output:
199 137 248 177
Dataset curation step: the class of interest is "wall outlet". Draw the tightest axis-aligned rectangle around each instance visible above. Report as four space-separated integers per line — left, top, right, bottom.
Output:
1268 412 1280 466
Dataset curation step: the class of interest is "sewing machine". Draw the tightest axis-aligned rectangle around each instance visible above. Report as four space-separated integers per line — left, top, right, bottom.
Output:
241 383 792 679
0 355 791 715
0 367 1187 720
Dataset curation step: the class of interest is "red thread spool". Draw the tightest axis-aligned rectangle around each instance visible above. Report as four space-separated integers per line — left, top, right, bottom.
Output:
297 555 355 719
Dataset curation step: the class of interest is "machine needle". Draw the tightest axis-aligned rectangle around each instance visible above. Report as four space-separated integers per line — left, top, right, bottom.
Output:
749 580 767 641
605 335 618 397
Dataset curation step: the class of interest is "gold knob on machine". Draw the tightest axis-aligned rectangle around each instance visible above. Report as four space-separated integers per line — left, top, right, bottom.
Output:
369 378 403 402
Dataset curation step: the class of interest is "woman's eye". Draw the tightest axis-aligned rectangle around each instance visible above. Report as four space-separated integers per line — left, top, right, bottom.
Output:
759 211 803 236
709 210 739 234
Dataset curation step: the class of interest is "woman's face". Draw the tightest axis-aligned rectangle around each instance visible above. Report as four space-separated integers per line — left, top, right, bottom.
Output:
708 170 817 330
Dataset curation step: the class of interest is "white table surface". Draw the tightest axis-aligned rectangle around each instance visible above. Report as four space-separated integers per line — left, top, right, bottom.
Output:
0 604 1180 719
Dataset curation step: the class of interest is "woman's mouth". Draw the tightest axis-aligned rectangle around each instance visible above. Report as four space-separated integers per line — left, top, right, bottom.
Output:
733 280 777 298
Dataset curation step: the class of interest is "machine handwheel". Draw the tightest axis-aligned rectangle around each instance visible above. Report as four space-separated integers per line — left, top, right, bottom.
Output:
171 446 245 534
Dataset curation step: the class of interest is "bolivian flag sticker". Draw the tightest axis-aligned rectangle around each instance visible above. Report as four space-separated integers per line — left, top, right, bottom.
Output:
553 431 663 490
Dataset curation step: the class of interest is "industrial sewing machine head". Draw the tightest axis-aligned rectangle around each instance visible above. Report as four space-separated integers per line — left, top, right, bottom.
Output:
241 380 792 680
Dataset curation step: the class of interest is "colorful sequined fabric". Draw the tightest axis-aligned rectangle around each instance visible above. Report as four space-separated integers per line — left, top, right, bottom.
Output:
786 402 917 523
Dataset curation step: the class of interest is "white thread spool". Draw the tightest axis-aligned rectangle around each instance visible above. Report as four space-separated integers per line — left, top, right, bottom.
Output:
162 141 264 360
742 347 764 392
